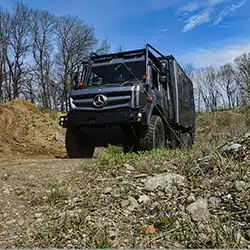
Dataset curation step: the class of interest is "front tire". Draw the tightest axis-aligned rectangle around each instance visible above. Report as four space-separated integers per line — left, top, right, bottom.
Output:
66 127 95 158
138 115 165 151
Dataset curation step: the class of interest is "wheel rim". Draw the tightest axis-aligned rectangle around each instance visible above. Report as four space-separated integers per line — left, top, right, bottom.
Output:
155 121 165 148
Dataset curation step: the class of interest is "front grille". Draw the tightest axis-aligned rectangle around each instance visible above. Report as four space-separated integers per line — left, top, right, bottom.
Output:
70 89 133 110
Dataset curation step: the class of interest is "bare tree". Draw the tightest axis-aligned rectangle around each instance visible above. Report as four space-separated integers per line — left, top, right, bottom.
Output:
30 10 55 108
95 38 110 55
55 16 97 111
5 2 31 99
234 53 250 105
195 66 221 111
0 10 12 101
217 63 237 109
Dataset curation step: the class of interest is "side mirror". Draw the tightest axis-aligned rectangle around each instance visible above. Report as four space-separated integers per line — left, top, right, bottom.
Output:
160 62 167 76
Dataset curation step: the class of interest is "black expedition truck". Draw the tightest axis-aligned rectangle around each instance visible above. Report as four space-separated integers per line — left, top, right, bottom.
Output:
59 44 196 158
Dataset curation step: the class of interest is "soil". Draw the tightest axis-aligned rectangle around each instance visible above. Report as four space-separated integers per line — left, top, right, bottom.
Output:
0 98 66 158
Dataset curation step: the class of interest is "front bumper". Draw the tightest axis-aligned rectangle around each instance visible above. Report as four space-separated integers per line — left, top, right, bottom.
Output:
59 110 146 128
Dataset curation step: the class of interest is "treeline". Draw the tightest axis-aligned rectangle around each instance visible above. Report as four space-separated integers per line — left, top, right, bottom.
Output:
186 53 250 111
0 1 110 110
1 2 249 112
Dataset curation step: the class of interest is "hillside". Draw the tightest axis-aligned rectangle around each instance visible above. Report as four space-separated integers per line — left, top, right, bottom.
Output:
0 100 249 248
0 98 66 158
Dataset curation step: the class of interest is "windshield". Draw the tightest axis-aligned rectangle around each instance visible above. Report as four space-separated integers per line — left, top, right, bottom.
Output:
86 60 145 87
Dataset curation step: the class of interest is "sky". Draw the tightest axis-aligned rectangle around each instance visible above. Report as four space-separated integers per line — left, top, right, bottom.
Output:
1 0 250 68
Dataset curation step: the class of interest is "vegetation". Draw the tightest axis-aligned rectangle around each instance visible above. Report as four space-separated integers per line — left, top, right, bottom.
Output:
0 106 249 248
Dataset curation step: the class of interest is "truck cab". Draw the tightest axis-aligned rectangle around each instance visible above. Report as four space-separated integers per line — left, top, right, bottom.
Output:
59 44 196 158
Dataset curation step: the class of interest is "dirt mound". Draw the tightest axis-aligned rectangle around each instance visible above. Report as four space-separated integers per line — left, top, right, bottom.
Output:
0 98 66 158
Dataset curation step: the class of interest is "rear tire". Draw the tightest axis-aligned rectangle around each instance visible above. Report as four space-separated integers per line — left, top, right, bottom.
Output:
138 115 165 151
66 127 95 158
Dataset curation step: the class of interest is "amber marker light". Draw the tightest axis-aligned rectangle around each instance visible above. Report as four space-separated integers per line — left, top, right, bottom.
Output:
146 97 153 103
79 82 84 87
142 74 147 80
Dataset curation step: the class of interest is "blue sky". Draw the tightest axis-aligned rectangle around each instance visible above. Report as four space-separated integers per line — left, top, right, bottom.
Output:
1 0 250 68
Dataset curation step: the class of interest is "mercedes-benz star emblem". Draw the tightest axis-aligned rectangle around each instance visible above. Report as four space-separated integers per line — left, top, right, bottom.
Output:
93 94 107 108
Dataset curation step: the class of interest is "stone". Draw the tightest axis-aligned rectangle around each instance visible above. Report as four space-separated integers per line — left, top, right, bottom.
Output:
186 198 211 222
235 181 248 192
157 191 165 196
18 219 25 226
104 187 112 194
144 173 185 192
138 194 150 203
124 163 135 171
54 135 65 143
104 197 113 203
223 143 243 152
134 174 148 179
128 196 139 208
187 193 196 202
208 197 221 209
34 213 42 219
121 200 130 208
244 132 250 138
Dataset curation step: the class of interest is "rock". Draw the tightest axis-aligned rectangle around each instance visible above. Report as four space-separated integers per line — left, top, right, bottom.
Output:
16 205 25 209
18 219 25 226
145 225 156 234
157 191 165 196
124 163 135 171
235 181 248 192
138 194 150 204
104 187 112 194
36 218 43 223
208 197 221 209
8 235 18 239
144 173 185 192
244 132 250 138
187 193 196 202
109 230 116 238
245 229 250 241
229 143 243 150
128 196 139 208
34 213 42 219
223 143 243 152
121 200 130 208
54 135 65 143
186 198 211 222
72 197 81 203
104 197 113 203
134 174 148 179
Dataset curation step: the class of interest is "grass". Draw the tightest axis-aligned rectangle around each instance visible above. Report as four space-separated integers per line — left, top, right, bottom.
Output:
1 106 250 248
39 108 64 121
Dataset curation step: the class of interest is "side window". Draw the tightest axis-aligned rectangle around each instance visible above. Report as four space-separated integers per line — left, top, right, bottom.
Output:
152 68 158 88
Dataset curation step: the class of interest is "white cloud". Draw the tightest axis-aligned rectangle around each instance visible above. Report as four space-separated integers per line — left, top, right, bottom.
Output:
213 0 246 25
180 39 250 67
179 2 201 13
183 8 212 32
179 0 228 31
179 0 226 14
